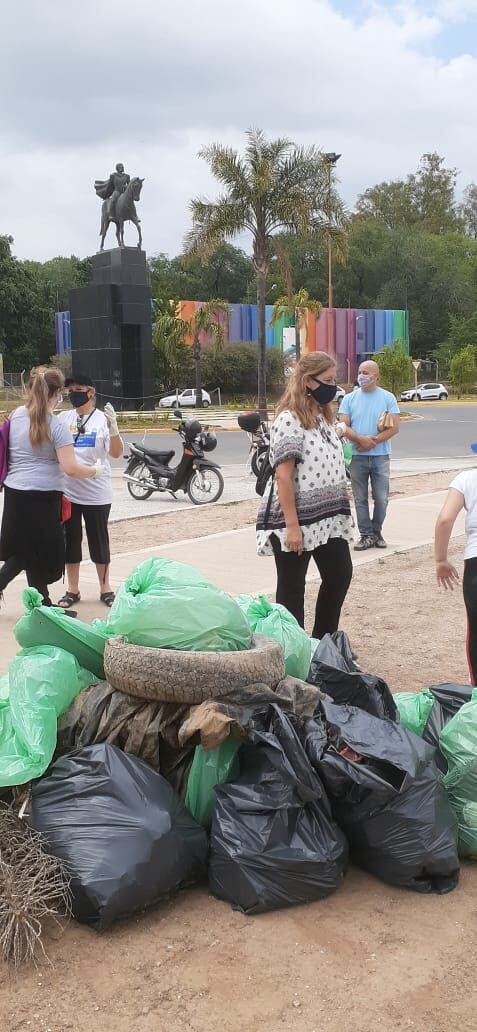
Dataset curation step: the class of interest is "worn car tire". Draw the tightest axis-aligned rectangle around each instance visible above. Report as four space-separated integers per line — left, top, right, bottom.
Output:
103 633 285 704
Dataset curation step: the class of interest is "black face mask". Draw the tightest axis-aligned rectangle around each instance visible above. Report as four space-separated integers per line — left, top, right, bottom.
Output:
307 380 338 405
69 391 91 409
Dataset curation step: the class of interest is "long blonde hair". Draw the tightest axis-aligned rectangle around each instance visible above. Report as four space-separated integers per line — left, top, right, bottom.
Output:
26 366 64 448
276 352 337 429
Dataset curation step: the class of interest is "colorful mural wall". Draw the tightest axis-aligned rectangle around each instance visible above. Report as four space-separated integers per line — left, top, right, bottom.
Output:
177 302 409 382
56 303 409 383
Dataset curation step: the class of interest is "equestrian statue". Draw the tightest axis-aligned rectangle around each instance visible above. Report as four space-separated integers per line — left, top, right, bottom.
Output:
94 163 144 251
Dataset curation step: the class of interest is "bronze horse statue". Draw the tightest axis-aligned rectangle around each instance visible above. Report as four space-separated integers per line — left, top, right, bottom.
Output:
99 177 144 251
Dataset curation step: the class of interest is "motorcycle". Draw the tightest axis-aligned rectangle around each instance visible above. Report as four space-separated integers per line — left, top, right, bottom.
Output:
238 411 270 477
123 410 224 505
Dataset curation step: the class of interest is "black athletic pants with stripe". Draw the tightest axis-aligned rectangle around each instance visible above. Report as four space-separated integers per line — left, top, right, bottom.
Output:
463 557 477 685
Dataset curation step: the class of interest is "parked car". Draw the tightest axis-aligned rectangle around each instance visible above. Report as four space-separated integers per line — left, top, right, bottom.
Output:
335 386 346 403
158 388 212 408
400 383 448 402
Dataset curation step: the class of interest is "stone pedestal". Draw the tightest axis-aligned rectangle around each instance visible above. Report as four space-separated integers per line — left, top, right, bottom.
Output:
69 248 153 409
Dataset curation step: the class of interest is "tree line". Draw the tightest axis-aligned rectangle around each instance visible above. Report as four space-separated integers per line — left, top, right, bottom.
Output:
2 140 477 397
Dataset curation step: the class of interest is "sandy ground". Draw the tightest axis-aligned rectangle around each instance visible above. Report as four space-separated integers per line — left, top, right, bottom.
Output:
1 470 476 1032
108 470 456 555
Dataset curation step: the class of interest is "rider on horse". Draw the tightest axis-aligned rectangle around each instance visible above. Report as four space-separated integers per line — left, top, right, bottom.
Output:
94 163 130 222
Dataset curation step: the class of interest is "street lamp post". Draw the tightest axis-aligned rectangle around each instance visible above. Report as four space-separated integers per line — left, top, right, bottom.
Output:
324 152 341 357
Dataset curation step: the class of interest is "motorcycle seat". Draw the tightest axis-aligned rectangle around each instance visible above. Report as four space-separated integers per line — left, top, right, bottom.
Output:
134 445 175 463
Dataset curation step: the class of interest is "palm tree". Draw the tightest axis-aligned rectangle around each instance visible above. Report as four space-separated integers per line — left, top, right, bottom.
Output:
190 300 230 407
271 287 322 362
186 129 347 412
152 299 192 391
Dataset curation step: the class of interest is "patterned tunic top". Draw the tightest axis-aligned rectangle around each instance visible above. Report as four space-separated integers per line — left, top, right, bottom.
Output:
256 409 354 556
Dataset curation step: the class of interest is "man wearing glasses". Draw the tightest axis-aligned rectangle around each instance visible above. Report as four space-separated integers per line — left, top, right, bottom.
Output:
57 374 123 609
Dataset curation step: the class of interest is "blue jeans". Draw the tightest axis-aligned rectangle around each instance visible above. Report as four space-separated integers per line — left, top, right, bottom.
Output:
350 455 390 538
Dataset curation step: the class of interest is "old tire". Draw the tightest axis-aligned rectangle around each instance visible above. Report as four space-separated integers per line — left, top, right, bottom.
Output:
103 633 285 704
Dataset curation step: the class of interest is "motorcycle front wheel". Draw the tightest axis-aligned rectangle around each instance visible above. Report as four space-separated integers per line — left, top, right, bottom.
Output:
126 461 154 500
187 468 224 505
251 447 268 478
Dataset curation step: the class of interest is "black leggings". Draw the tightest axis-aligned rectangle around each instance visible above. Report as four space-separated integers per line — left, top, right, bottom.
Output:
271 535 353 639
463 558 477 684
0 556 52 605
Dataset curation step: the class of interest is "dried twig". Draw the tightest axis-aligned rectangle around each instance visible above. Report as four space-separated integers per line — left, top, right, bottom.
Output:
0 803 71 966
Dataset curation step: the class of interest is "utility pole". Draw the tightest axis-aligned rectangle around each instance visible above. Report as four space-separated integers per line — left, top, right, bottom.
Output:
324 153 341 357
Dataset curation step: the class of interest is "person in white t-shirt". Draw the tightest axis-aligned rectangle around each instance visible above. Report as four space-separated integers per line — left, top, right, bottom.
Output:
435 467 477 683
56 374 123 609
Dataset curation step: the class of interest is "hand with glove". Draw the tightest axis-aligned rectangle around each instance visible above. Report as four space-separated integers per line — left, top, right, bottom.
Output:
104 402 120 437
92 459 104 479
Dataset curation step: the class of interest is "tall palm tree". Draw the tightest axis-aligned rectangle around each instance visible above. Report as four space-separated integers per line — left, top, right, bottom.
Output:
190 300 230 406
153 299 192 390
186 129 347 412
271 287 322 362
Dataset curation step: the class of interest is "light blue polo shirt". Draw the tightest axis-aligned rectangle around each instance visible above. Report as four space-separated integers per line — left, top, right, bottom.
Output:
339 387 400 456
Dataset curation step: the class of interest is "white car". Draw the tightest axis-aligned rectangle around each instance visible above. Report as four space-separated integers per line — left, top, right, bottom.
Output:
159 388 212 408
401 383 448 402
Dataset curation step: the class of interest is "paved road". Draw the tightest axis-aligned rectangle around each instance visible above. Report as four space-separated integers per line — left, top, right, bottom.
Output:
118 403 477 468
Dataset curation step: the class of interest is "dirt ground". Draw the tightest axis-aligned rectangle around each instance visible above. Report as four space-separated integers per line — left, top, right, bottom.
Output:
1 470 476 1032
108 469 459 555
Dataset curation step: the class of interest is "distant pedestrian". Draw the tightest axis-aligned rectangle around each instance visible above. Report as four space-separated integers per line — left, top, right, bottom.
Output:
435 468 477 684
339 360 400 550
0 366 103 606
256 352 353 639
56 374 123 610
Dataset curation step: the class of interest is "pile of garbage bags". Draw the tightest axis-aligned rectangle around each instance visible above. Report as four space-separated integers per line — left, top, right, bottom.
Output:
1 557 475 945
395 684 477 858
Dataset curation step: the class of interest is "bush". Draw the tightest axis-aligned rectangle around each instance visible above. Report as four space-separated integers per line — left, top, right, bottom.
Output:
202 343 285 400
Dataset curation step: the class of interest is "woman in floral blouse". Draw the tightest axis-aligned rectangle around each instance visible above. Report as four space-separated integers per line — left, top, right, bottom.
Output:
257 352 353 639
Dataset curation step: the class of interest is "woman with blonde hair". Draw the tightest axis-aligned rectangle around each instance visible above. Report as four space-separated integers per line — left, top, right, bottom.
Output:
0 366 103 607
256 352 353 638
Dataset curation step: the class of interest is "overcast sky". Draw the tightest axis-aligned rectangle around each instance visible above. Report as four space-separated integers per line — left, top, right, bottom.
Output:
1 0 476 262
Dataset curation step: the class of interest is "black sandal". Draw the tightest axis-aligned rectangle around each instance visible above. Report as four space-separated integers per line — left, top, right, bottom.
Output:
57 591 80 609
100 591 115 607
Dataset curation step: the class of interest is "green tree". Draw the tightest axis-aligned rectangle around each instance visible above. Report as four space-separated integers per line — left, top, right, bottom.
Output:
270 287 321 361
356 153 461 235
375 340 411 396
189 300 230 406
186 129 347 411
149 243 254 303
460 184 477 239
0 234 44 376
152 299 193 391
449 345 477 397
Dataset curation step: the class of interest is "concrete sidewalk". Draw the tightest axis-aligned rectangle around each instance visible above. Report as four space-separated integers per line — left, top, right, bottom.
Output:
0 488 464 672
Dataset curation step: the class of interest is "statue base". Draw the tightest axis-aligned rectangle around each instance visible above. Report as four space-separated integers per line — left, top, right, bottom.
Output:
69 248 153 409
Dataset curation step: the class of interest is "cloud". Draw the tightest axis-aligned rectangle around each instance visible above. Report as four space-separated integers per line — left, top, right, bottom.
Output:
0 0 476 261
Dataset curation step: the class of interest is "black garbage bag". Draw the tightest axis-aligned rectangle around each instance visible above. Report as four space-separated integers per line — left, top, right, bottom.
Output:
308 632 397 721
31 743 208 930
317 701 459 893
424 684 473 772
209 705 348 914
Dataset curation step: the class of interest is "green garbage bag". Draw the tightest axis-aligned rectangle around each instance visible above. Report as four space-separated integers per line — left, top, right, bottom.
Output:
342 440 353 468
440 699 477 859
95 557 252 652
185 739 242 827
394 689 435 737
0 645 96 788
14 589 109 679
236 594 311 679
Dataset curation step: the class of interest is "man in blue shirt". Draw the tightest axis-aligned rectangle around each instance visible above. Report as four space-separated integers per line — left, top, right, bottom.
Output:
339 360 400 550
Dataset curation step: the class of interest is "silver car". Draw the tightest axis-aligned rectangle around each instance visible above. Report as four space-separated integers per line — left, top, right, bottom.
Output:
401 383 448 402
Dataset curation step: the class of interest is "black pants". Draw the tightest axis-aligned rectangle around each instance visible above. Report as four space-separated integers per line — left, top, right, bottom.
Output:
463 558 477 684
0 555 51 605
271 535 353 639
65 503 111 566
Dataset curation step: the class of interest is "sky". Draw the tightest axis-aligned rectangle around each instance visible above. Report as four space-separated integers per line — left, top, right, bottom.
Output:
1 0 477 263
